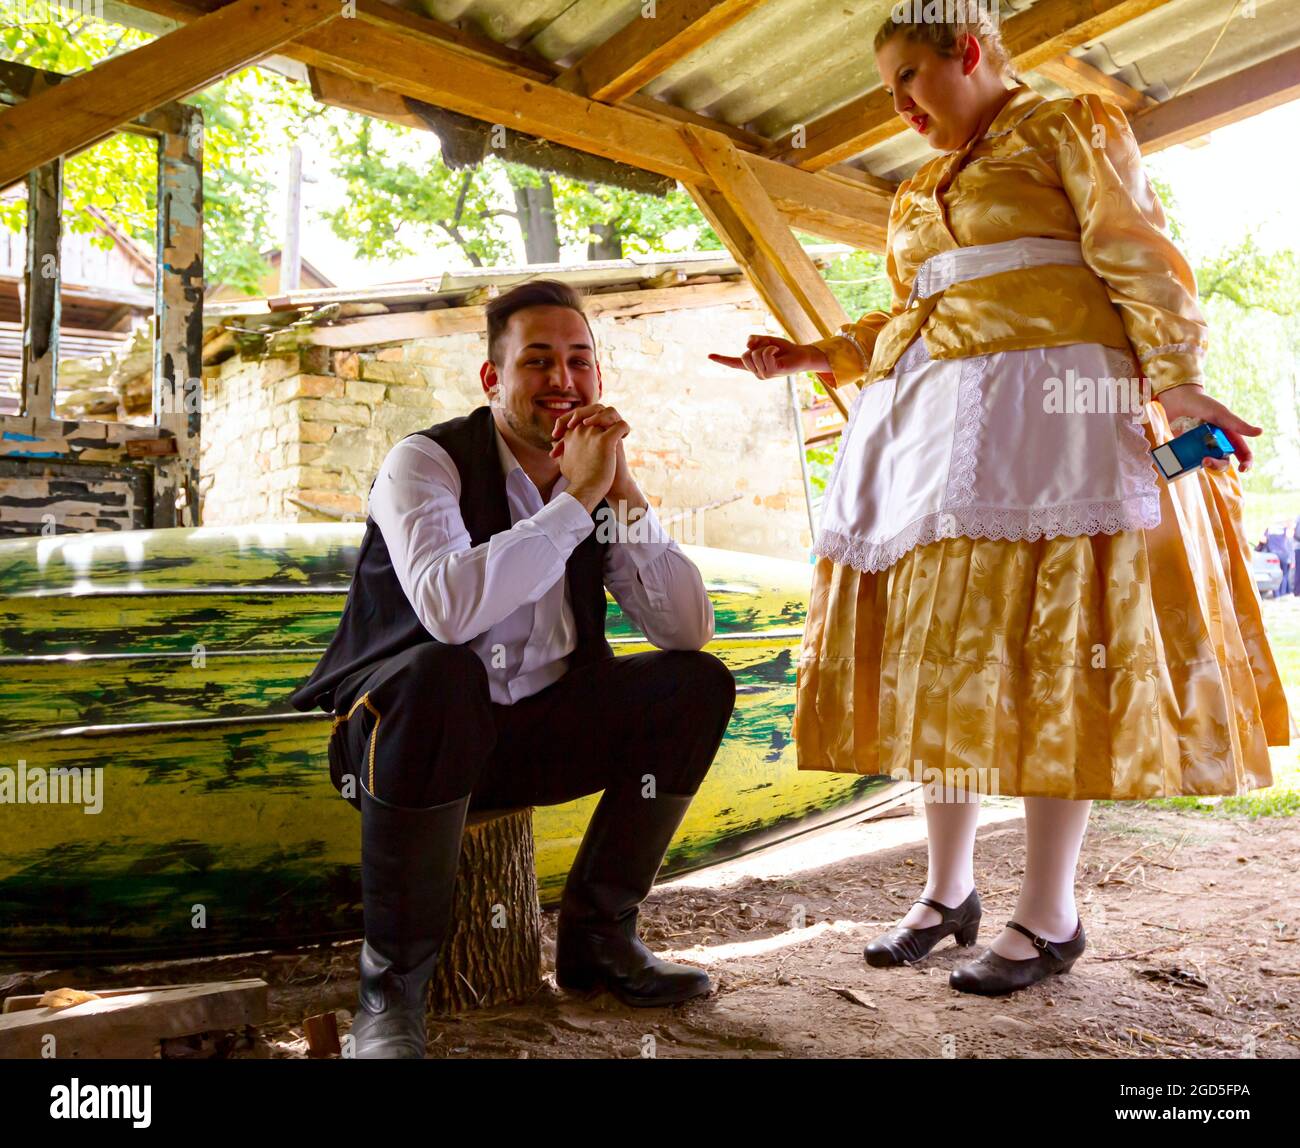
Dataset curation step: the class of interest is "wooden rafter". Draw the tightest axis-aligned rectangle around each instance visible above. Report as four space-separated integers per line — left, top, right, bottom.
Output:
690 182 851 421
308 68 428 131
106 0 890 249
122 0 771 148
554 0 768 103
681 127 853 419
292 16 890 249
0 0 338 191
1130 43 1300 154
1033 53 1157 113
768 0 1177 169
1034 53 1213 148
684 127 848 340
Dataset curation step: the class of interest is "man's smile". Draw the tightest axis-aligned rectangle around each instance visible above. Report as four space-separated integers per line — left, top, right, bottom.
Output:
536 397 581 414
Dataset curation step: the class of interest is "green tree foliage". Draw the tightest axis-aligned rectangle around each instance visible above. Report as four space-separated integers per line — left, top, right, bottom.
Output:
1148 174 1185 243
320 113 717 267
320 117 512 268
553 178 718 259
1197 238 1300 490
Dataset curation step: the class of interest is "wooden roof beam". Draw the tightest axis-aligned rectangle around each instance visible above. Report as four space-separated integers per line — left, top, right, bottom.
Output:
118 0 767 148
1034 52 1210 147
1032 53 1156 113
682 127 854 419
293 18 890 248
109 0 891 248
554 0 768 103
0 0 338 190
768 0 1177 170
351 0 774 150
1130 43 1300 154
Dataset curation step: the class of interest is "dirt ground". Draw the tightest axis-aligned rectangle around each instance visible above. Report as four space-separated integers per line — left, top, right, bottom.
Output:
7 793 1298 1060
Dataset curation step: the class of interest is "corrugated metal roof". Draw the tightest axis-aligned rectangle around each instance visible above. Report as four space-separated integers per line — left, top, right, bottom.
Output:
410 0 1300 181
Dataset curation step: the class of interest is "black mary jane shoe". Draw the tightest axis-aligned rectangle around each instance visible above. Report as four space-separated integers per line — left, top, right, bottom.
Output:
948 918 1086 996
864 889 981 968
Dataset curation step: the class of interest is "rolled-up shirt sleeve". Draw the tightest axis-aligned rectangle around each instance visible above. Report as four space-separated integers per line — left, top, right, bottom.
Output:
369 436 594 646
601 503 714 651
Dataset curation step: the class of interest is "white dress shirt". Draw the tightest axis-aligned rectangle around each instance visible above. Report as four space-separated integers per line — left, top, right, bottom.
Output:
367 417 715 704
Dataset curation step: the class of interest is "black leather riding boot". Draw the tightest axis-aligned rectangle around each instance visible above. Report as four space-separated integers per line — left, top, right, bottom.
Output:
351 780 469 1059
555 787 711 1007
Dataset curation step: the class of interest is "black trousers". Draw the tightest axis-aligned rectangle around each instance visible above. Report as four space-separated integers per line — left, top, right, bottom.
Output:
329 643 737 812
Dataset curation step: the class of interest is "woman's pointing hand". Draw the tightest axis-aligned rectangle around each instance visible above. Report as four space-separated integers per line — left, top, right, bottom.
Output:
709 334 831 379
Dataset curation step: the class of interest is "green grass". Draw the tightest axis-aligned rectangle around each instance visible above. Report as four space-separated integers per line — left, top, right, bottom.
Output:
1139 787 1300 819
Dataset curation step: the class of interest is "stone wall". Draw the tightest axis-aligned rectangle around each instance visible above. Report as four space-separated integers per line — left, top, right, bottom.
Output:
199 291 815 561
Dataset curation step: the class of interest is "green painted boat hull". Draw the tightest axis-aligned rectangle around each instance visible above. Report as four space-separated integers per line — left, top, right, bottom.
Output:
0 524 899 965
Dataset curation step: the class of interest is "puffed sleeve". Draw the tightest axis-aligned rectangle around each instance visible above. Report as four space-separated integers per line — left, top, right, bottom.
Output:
811 179 911 388
1053 94 1208 396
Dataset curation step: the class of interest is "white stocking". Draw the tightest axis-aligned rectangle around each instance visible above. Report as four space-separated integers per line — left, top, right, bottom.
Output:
898 786 980 929
988 796 1091 959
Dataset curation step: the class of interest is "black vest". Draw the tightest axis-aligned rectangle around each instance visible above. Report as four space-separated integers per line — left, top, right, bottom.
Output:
290 405 612 713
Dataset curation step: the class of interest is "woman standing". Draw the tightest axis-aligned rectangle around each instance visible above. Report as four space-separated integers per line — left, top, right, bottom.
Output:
712 10 1289 995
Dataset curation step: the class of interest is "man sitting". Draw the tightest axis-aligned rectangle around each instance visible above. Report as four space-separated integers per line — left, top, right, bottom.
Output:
290 279 736 1059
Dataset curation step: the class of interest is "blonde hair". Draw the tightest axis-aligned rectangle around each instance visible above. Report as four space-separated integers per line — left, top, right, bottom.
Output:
875 2 1019 84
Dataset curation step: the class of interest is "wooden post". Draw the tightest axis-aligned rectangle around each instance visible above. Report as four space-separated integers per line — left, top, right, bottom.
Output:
20 160 60 419
429 808 542 1014
152 103 204 528
0 60 210 535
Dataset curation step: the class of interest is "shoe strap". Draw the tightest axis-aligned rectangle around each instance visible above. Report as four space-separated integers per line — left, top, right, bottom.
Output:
914 896 961 920
1006 919 1078 960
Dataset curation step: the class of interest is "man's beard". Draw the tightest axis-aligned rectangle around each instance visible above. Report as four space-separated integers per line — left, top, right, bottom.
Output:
501 400 552 452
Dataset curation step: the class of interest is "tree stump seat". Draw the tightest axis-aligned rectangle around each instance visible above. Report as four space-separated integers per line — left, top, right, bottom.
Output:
429 806 542 1014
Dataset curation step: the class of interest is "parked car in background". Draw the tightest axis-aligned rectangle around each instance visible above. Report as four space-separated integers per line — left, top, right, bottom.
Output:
1254 549 1284 597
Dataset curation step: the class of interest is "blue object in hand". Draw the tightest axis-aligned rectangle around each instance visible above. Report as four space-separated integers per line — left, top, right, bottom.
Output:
1151 422 1234 481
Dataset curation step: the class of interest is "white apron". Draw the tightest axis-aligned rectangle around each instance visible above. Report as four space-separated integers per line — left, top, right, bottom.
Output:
814 237 1162 575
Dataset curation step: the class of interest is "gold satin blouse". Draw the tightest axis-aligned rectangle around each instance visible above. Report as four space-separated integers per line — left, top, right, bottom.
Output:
816 84 1208 397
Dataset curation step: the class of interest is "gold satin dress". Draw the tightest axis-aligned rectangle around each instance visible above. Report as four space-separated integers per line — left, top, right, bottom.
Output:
793 87 1290 799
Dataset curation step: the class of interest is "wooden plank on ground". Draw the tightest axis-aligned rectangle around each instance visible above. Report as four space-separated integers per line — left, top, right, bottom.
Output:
3 982 222 1014
0 979 267 1059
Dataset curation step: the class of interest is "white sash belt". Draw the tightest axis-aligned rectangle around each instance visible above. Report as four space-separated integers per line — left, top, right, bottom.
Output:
905 237 1088 306
815 237 1161 575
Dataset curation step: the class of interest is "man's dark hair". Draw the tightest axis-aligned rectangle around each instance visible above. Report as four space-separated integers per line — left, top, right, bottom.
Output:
485 279 595 366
